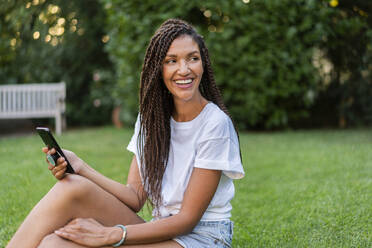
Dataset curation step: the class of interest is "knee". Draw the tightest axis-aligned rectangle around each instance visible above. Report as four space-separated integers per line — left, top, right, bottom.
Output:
53 174 95 201
38 233 63 248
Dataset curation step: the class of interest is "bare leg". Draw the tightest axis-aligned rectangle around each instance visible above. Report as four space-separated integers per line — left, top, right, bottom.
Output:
38 233 182 248
6 174 145 248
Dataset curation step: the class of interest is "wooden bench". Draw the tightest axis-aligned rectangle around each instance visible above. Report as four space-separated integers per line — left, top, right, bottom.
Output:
0 82 66 135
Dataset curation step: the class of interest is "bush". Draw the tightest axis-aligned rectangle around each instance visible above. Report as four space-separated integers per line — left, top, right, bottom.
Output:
314 0 372 127
101 0 327 129
0 0 115 126
2 0 370 128
102 0 371 129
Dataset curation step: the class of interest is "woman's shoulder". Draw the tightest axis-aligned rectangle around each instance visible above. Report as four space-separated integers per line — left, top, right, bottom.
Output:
199 103 235 140
203 103 230 122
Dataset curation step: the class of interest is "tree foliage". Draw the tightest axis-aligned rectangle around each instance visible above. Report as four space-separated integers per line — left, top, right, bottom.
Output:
312 0 372 127
0 0 115 125
101 0 371 129
1 0 370 129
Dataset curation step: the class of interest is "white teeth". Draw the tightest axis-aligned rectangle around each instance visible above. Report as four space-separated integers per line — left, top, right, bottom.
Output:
175 79 192 84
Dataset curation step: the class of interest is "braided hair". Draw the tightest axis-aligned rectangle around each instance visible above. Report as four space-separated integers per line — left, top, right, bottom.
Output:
138 19 239 213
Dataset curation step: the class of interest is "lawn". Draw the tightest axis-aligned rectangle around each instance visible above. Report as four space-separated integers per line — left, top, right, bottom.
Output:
0 127 371 247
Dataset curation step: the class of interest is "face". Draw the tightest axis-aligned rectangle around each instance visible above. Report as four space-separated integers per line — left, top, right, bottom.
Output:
162 35 204 103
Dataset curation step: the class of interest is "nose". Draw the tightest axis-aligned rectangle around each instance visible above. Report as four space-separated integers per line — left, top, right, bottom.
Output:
177 60 190 75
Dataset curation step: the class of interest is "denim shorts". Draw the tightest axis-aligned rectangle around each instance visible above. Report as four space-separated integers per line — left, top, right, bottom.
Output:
173 220 233 248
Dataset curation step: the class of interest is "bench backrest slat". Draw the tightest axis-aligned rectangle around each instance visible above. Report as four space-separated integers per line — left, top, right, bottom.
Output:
0 82 66 135
0 83 65 117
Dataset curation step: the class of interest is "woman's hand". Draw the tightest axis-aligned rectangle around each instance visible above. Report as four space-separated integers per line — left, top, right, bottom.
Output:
42 147 86 179
54 218 122 247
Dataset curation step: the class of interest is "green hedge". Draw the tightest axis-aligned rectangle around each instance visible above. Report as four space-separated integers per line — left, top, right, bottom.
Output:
314 0 372 127
101 0 371 129
101 0 324 128
0 0 115 126
1 0 370 129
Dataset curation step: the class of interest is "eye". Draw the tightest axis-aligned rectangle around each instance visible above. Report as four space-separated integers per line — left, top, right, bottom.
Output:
165 59 176 64
190 56 200 62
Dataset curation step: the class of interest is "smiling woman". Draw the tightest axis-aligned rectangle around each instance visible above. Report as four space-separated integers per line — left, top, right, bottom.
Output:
7 19 244 248
162 35 205 120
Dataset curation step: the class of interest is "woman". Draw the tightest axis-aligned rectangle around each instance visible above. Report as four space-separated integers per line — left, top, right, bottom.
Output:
7 19 244 248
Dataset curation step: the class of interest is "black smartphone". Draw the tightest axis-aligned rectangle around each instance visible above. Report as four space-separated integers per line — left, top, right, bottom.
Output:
36 127 75 174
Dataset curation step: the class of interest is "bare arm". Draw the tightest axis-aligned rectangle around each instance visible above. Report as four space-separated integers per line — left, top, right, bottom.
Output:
43 147 146 213
79 155 147 213
123 168 222 244
52 152 221 245
54 167 221 246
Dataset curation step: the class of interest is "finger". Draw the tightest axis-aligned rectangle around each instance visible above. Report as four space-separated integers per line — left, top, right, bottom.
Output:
54 230 79 241
52 162 67 174
57 156 65 164
64 223 80 231
59 225 79 235
42 147 49 153
47 148 56 155
68 218 80 225
55 169 66 180
52 164 65 176
87 218 98 224
54 167 66 179
88 218 102 226
64 218 87 231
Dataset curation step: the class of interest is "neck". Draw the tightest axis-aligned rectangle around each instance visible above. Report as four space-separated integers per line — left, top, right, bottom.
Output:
172 95 208 122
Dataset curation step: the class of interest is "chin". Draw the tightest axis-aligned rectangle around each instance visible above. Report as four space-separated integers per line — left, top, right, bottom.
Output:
173 93 194 102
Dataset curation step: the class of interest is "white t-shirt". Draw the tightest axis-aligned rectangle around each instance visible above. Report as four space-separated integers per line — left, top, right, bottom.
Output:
127 102 244 221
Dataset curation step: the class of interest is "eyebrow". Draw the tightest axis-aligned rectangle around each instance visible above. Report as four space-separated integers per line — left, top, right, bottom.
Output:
165 50 200 57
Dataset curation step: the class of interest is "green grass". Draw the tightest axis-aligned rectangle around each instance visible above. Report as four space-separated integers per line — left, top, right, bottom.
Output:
1 127 371 247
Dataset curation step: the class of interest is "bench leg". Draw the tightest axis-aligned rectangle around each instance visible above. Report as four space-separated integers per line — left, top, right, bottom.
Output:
62 113 67 131
56 113 62 135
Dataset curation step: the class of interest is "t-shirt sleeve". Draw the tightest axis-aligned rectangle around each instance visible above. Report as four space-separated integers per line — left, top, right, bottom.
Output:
194 118 245 180
127 114 141 155
126 114 144 181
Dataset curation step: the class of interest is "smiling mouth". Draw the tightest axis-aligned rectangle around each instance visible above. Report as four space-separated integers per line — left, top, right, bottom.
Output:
175 79 193 85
